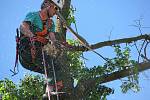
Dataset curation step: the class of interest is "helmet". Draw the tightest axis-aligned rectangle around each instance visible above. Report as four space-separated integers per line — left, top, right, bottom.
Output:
41 0 62 10
41 0 52 9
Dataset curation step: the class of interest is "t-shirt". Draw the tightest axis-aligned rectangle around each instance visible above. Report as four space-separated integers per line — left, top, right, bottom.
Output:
24 11 55 33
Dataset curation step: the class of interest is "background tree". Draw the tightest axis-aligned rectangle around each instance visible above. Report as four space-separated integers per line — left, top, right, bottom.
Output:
0 74 44 100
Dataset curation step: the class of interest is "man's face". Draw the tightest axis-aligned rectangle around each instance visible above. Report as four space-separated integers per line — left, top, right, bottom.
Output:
47 3 57 17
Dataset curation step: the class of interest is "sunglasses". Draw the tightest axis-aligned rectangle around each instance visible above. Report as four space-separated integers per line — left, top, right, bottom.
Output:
54 6 58 10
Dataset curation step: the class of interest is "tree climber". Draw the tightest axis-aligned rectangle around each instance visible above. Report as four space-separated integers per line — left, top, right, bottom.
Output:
19 0 58 70
19 0 66 99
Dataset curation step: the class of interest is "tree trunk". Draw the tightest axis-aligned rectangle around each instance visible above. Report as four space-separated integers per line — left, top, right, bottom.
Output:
49 1 150 99
53 0 77 99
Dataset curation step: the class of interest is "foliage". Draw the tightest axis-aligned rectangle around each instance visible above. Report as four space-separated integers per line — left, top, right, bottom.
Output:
72 44 139 99
103 45 140 93
67 39 84 79
0 74 44 100
66 5 76 26
66 5 79 33
18 74 44 100
88 85 114 100
0 79 18 100
67 39 114 99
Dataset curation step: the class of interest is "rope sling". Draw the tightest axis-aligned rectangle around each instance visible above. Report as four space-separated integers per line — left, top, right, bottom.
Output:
42 45 64 100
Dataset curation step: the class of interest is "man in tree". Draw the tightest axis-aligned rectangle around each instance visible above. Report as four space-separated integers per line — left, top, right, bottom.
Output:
20 0 58 64
20 0 57 42
19 0 65 99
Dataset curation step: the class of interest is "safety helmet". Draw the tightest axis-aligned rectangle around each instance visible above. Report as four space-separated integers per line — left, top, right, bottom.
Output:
41 0 61 10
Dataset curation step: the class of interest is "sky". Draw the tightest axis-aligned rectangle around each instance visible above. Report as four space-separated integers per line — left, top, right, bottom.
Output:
0 0 150 100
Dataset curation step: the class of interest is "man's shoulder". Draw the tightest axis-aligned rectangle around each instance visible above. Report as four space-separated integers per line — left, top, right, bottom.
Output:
26 12 39 17
24 11 39 22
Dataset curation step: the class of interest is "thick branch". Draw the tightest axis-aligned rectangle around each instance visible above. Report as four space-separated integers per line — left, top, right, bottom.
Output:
99 61 150 84
75 61 150 97
72 34 150 51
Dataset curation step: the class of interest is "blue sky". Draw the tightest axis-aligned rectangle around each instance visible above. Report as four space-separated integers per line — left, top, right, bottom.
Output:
0 0 150 100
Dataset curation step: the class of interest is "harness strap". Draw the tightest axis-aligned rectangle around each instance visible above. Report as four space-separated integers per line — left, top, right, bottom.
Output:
35 25 48 36
11 29 20 76
30 36 48 44
29 12 55 62
15 37 19 67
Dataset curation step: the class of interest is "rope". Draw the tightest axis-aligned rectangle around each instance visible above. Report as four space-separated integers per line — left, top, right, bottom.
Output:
51 58 59 100
42 48 51 100
42 45 61 100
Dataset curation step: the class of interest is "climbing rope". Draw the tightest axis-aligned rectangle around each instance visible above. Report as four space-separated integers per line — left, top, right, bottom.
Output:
51 58 59 100
42 48 51 100
42 41 66 100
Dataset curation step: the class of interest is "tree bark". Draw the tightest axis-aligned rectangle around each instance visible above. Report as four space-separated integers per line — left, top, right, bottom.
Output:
54 0 78 100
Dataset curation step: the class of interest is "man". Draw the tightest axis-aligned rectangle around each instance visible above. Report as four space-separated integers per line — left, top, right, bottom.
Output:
19 0 61 72
20 0 57 44
19 0 64 98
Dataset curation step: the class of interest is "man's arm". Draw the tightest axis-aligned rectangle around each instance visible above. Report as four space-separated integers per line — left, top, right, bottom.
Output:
20 22 33 37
